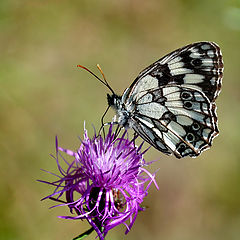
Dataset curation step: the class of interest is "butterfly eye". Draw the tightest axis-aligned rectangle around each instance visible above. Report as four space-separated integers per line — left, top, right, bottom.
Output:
192 122 200 131
184 101 193 109
181 91 193 100
186 133 195 142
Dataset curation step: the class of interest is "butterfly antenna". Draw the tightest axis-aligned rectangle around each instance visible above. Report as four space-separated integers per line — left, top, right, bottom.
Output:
77 64 116 139
96 64 115 95
96 64 112 89
77 64 115 95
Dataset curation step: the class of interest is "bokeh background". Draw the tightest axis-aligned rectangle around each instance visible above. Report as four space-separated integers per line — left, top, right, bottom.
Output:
1 0 240 239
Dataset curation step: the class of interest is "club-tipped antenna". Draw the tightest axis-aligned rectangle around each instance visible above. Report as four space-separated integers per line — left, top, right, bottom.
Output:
77 64 115 95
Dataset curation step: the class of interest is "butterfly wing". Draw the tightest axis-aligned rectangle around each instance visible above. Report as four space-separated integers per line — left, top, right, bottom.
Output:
130 85 217 158
123 42 223 158
126 41 223 102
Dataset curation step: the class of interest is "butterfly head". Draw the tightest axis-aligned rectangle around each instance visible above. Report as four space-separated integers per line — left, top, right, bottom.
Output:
107 93 122 109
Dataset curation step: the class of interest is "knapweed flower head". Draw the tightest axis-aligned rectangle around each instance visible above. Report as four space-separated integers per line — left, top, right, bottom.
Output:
41 124 158 240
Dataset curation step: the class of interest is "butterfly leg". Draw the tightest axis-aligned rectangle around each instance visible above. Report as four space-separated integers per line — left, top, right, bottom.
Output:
98 121 119 139
132 132 138 147
113 124 123 141
100 105 111 138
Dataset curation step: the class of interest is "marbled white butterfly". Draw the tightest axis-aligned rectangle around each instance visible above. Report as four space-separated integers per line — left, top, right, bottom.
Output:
79 42 223 158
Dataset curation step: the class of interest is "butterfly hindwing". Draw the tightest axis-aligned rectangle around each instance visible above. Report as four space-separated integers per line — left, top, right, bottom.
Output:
131 116 172 155
129 85 218 158
130 85 218 158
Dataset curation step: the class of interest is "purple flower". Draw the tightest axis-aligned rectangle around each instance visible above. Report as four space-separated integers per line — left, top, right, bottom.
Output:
41 124 158 240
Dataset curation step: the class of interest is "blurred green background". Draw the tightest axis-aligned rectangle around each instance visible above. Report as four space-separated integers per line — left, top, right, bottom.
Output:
0 0 240 239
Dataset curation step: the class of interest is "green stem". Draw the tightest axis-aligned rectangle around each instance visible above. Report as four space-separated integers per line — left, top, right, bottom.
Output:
72 227 94 240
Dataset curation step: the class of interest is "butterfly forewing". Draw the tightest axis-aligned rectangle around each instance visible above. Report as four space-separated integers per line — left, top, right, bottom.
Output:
128 42 223 102
110 41 223 158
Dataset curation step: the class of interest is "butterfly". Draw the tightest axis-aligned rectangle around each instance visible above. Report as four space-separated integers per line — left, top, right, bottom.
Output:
79 42 223 158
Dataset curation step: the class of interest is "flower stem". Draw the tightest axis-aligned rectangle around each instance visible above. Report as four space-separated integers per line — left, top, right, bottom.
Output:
72 227 94 240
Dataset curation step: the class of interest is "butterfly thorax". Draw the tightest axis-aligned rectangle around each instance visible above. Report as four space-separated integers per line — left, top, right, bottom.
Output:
107 93 133 128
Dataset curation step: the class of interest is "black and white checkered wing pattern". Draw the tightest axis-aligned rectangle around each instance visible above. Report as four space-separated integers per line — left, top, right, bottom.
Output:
129 42 223 102
130 86 218 158
124 42 223 158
